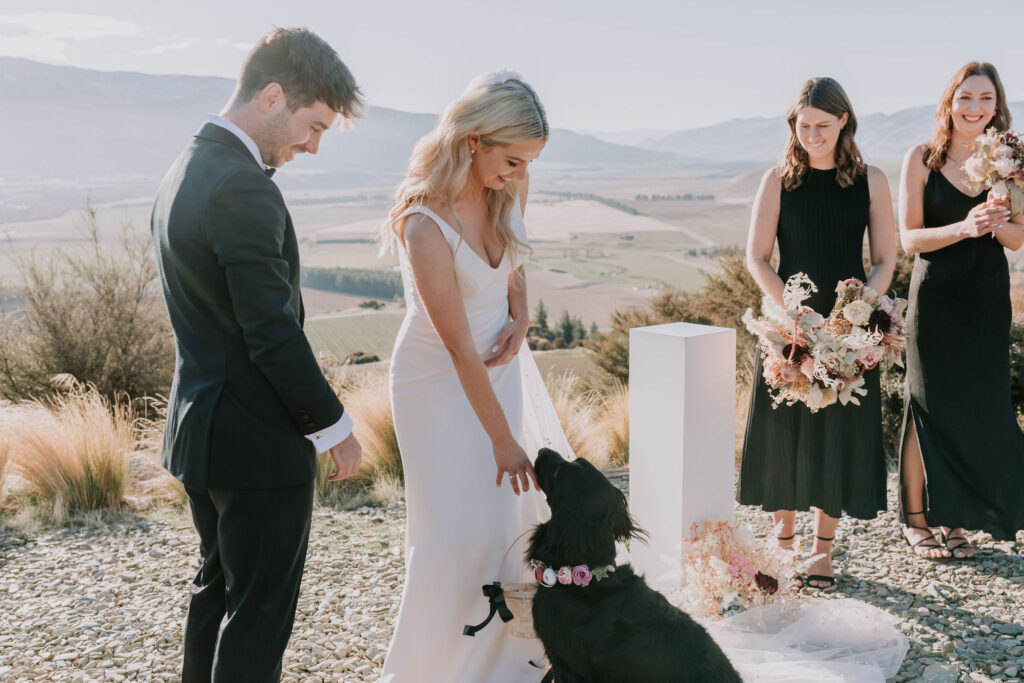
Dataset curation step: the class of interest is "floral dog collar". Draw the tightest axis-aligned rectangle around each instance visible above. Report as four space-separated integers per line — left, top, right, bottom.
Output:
532 563 615 588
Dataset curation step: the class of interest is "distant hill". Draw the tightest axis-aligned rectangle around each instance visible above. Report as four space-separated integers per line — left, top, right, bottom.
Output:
599 103 1024 162
0 57 672 189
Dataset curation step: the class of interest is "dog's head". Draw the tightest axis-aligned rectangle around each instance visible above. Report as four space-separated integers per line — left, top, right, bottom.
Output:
528 448 646 567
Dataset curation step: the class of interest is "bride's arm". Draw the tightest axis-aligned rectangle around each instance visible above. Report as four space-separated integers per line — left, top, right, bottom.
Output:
402 213 539 494
485 174 532 368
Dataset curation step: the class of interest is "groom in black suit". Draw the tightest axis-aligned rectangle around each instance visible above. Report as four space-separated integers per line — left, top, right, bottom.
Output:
151 28 364 682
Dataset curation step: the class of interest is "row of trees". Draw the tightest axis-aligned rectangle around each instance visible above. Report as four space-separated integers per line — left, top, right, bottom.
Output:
634 193 714 201
527 300 598 350
542 191 641 216
302 267 404 300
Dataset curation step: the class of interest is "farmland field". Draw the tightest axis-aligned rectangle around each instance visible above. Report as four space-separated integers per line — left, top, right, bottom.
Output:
305 310 405 360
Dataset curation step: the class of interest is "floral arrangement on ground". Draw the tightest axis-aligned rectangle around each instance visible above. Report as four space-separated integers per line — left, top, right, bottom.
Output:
668 519 823 620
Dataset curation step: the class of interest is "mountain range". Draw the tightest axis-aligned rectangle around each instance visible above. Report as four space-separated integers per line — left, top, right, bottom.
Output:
2 56 1023 222
597 104 1024 162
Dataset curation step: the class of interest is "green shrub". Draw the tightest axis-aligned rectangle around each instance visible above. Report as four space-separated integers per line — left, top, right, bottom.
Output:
588 249 761 383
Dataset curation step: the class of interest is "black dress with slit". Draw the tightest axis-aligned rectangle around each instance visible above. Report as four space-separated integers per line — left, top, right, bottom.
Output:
739 168 887 520
900 169 1024 540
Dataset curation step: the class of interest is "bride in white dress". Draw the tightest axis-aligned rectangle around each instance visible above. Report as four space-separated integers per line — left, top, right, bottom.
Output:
380 71 553 682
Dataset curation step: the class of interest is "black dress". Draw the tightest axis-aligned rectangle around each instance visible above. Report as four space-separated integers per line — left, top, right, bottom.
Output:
900 169 1024 540
739 167 887 520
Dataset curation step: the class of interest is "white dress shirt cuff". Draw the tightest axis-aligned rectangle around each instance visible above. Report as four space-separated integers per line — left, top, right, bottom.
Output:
304 411 354 453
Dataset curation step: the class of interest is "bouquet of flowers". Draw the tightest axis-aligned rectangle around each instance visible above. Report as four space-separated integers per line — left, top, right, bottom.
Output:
964 127 1024 217
669 519 820 620
742 273 907 413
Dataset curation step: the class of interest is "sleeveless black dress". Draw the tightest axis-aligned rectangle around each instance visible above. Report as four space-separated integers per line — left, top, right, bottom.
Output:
739 168 887 520
900 169 1024 540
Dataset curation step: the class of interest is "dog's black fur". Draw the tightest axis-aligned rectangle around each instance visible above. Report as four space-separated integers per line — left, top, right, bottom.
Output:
528 448 741 683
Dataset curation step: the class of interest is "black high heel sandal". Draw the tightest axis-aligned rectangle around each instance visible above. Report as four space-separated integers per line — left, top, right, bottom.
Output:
777 533 795 549
937 528 976 560
803 535 835 589
900 509 946 558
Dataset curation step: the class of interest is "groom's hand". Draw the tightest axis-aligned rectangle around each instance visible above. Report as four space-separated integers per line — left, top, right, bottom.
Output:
327 433 363 481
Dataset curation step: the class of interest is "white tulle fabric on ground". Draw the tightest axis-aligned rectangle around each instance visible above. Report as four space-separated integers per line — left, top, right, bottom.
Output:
703 598 909 682
381 202 570 682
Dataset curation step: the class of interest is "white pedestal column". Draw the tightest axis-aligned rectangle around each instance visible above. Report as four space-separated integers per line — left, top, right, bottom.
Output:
628 322 736 591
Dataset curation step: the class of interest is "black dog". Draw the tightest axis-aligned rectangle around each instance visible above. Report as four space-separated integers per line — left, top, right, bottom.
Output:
528 448 741 683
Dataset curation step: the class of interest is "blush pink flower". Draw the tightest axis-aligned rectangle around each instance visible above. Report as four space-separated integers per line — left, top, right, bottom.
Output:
557 566 573 585
572 565 593 586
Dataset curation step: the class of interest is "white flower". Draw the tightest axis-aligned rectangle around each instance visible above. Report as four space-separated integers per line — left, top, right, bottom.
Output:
995 144 1015 159
995 156 1019 178
964 154 988 182
842 300 873 326
541 568 557 587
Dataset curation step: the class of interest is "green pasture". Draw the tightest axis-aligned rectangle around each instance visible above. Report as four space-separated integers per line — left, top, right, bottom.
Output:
305 311 405 359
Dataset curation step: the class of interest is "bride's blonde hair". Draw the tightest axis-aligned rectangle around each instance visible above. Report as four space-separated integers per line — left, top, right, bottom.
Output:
382 72 548 266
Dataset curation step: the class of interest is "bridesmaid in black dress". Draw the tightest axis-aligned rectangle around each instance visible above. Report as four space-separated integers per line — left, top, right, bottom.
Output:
898 62 1024 559
741 78 897 587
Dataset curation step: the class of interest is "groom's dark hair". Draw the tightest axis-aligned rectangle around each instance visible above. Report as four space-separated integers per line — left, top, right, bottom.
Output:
237 27 364 122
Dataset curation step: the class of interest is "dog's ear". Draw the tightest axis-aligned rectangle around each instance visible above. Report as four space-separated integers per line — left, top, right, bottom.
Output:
607 487 648 544
526 521 549 563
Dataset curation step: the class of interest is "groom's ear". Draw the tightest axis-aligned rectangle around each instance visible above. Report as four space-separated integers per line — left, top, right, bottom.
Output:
257 82 287 114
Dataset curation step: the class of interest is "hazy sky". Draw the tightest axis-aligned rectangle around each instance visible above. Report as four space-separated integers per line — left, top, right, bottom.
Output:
2 1 1021 132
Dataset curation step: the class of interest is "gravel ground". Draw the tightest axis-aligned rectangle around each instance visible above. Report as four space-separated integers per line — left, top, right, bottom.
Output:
1 473 1022 682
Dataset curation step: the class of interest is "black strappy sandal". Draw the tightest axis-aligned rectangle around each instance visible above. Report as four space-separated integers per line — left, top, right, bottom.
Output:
900 510 947 558
802 535 835 589
777 533 795 550
938 529 976 560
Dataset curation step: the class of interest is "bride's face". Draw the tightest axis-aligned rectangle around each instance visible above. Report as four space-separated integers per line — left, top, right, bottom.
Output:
468 137 546 191
950 75 997 139
795 106 848 166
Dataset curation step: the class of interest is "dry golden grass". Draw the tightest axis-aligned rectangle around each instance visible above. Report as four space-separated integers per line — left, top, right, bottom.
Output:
598 381 630 467
316 369 402 507
0 432 11 501
10 380 133 519
546 372 606 464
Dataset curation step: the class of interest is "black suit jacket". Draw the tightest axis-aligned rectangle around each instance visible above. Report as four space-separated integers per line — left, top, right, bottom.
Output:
152 122 344 489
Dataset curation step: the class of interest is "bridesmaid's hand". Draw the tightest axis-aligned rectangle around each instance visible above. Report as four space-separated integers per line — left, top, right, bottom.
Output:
960 201 1010 238
492 437 539 495
483 318 529 368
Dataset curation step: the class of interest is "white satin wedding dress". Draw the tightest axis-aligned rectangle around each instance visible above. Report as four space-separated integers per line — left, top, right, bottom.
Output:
381 202 560 683
378 201 908 683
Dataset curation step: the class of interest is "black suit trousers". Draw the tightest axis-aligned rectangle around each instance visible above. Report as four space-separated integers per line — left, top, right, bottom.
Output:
181 482 315 683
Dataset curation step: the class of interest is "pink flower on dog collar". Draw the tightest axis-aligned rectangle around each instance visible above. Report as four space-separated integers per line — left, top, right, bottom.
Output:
557 566 573 585
572 565 593 586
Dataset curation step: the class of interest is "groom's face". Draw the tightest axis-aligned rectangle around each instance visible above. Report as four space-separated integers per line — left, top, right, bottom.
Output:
260 97 338 168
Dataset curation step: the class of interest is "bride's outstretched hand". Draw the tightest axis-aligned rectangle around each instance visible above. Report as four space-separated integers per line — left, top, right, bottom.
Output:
483 319 529 368
493 436 539 495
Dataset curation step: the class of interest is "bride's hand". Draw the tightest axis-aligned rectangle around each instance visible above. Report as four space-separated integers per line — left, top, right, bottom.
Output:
483 318 529 368
493 436 539 495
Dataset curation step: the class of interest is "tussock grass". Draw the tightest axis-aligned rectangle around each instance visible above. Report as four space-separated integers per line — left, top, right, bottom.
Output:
316 369 402 508
11 379 133 520
546 372 606 464
599 381 630 467
0 432 11 502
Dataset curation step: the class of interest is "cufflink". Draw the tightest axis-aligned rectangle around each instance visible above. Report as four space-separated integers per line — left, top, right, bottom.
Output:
315 433 322 440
